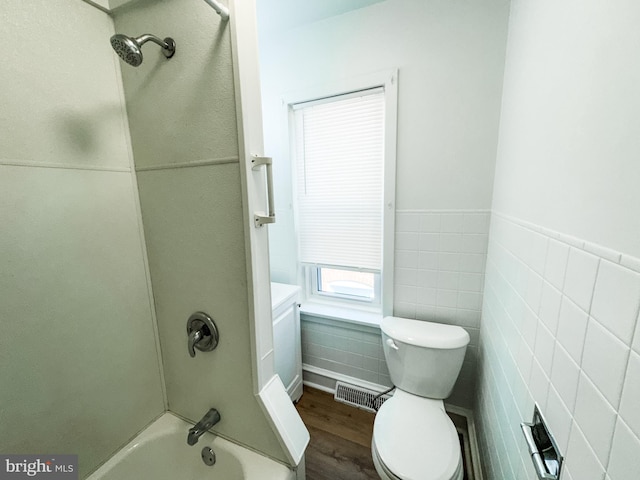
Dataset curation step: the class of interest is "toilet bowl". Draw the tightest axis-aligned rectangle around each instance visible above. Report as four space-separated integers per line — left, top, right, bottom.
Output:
371 317 469 480
371 390 463 480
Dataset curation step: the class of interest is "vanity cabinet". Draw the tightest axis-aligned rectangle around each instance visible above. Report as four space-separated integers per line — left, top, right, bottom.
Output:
270 283 303 402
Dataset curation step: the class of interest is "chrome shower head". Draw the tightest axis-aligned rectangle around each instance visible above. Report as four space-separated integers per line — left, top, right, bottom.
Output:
110 33 176 67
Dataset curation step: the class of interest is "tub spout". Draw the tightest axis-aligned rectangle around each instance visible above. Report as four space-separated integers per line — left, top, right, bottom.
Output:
187 408 221 446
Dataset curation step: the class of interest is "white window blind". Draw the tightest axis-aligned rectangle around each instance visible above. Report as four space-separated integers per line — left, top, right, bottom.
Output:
294 89 384 271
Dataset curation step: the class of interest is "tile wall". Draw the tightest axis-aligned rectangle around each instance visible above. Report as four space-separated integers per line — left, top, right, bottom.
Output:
476 213 640 480
300 210 490 408
301 318 392 387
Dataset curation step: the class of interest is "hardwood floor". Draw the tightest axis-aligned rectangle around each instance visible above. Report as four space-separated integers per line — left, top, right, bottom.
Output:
296 386 379 480
296 386 472 480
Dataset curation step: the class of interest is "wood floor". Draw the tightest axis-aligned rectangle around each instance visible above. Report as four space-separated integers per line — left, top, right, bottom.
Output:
296 386 472 480
296 386 379 480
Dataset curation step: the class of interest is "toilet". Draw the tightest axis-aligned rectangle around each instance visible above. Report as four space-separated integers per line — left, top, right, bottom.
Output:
371 316 470 480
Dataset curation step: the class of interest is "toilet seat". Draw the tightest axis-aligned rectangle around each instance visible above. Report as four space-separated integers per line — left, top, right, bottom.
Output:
372 390 463 480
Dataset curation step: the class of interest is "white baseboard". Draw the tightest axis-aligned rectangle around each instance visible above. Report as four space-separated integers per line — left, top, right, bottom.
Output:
444 404 484 480
302 364 392 395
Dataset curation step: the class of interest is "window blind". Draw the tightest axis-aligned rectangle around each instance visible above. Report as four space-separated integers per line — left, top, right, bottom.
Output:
294 89 384 271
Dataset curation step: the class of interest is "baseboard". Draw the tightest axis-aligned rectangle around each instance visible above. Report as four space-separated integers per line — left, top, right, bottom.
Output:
445 404 484 480
302 364 392 395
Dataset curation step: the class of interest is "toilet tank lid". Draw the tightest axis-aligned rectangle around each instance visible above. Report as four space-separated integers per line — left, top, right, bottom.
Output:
381 316 470 349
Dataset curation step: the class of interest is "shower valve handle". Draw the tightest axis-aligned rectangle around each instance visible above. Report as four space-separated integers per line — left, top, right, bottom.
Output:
186 312 219 358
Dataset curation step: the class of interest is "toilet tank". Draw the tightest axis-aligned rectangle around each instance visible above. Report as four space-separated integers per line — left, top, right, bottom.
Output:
381 316 470 399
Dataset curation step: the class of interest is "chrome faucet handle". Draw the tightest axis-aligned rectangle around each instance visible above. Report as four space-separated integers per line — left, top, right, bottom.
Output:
188 329 203 358
186 312 219 358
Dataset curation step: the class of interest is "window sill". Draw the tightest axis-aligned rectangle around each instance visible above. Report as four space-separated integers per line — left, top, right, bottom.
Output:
299 302 382 329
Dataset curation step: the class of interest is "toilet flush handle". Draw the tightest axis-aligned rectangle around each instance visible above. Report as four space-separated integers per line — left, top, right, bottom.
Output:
386 338 399 351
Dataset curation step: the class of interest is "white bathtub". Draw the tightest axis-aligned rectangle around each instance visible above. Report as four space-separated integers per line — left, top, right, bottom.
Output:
88 413 295 480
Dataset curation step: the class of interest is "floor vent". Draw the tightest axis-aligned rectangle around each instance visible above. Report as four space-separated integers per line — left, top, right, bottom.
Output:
334 381 392 413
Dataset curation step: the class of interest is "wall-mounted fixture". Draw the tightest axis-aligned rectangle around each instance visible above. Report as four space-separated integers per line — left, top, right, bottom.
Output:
187 408 221 445
521 405 563 480
186 312 219 358
251 155 276 227
202 0 229 21
110 33 176 67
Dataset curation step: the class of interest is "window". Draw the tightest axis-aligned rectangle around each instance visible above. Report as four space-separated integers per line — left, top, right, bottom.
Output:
290 82 394 311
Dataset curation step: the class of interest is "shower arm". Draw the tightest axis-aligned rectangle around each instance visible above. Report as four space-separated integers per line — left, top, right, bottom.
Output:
202 0 230 21
134 34 171 49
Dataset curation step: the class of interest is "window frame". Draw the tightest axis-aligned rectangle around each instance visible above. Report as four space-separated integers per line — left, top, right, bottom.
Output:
283 70 398 316
309 265 382 307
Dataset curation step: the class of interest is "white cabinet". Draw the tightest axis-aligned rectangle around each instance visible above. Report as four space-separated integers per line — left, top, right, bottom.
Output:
271 283 302 402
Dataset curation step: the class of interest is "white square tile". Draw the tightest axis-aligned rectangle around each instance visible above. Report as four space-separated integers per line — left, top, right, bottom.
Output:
419 233 440 252
459 272 484 292
619 351 640 439
515 341 534 383
521 306 539 351
529 232 549 275
440 234 463 253
395 267 418 286
394 285 417 304
415 304 437 321
525 270 544 314
565 422 606 480
591 260 640 345
544 386 573 453
581 318 630 408
395 213 420 232
544 239 570 290
418 252 439 270
563 248 599 312
556 297 589 364
538 281 562 334
420 213 441 233
440 213 464 233
392 301 417 319
634 321 640 355
438 253 461 272
463 213 490 234
417 269 438 287
573 373 618 466
416 287 437 306
396 232 420 251
437 289 458 308
436 306 458 323
459 253 486 273
534 323 555 376
462 234 488 254
457 291 482 310
550 342 580 412
437 271 459 290
528 359 550 408
395 250 418 268
457 309 481 327
607 418 640 480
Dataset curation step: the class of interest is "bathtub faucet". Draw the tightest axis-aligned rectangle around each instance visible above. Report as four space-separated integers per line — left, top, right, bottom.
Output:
187 408 221 446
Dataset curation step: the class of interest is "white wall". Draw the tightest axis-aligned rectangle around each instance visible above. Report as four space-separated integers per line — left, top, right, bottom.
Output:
0 1 165 477
258 0 511 283
491 0 640 260
477 1 640 478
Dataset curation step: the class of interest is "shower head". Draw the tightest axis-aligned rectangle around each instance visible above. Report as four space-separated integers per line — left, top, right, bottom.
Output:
110 33 176 67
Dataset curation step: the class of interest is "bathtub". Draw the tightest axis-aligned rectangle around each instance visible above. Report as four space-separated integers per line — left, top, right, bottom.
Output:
88 413 296 480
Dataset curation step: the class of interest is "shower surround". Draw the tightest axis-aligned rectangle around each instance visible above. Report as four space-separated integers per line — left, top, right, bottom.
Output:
1 0 290 477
